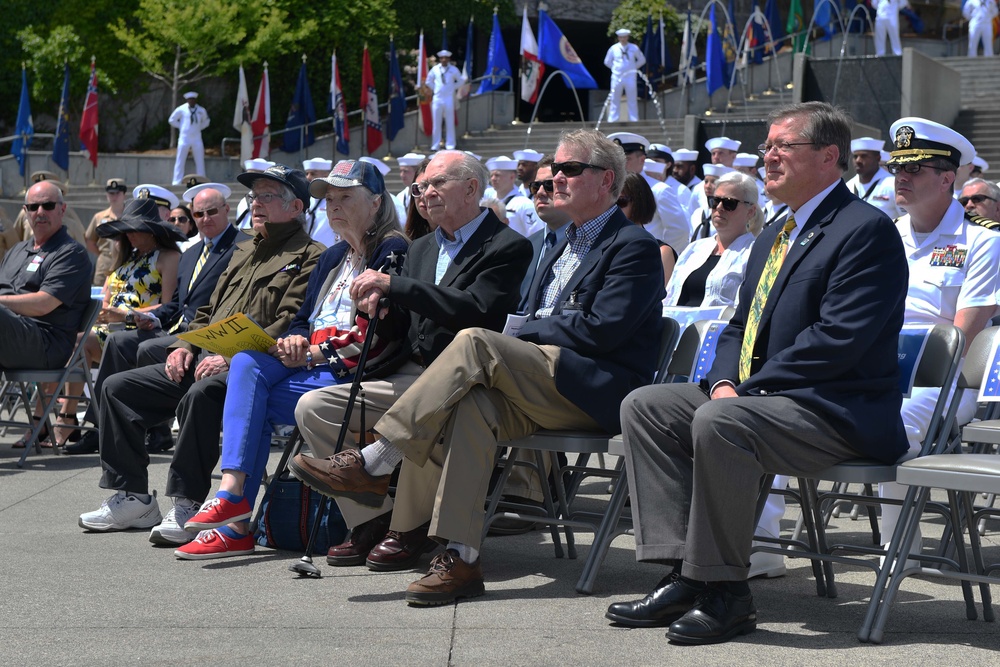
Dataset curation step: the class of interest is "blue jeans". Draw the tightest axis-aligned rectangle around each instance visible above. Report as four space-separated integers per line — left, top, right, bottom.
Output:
220 350 344 507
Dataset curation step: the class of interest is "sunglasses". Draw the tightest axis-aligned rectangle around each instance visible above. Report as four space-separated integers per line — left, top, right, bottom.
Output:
25 201 58 212
959 194 997 207
168 215 190 223
707 196 751 212
616 196 632 208
551 161 607 178
192 207 220 219
529 179 554 195
887 163 943 175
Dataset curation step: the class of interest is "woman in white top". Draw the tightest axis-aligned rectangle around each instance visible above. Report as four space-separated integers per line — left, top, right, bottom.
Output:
666 171 763 308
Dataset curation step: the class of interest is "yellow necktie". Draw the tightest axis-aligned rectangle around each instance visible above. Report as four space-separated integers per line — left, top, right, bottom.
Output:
739 215 797 382
187 240 212 292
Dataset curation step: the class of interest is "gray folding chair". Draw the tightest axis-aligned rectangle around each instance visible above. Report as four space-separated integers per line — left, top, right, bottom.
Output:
0 298 102 468
861 326 1000 643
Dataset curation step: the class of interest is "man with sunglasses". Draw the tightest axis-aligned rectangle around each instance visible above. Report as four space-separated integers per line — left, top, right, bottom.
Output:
518 156 572 312
289 130 665 606
959 178 1000 221
80 165 322 534
876 117 1000 560
0 180 91 371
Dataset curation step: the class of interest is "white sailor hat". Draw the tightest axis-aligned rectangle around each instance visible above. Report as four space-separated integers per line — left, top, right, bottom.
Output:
733 153 759 168
486 156 518 171
183 91 198 100
647 144 673 160
672 148 699 162
643 159 667 176
705 137 741 152
183 182 233 203
244 158 275 172
850 137 884 154
464 150 483 161
359 156 391 176
615 28 631 37
702 164 735 177
437 49 452 58
880 150 890 163
133 183 179 210
972 155 990 172
397 152 426 167
607 131 649 152
513 149 544 162
888 117 975 167
302 157 333 172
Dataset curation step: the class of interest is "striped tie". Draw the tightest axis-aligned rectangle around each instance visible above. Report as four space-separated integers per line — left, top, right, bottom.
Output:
187 240 212 292
738 215 797 382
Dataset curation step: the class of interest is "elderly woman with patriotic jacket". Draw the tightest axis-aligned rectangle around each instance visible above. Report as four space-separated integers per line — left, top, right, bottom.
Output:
174 160 410 560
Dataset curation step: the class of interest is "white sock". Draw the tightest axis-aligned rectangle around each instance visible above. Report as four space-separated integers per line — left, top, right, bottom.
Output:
361 437 403 476
447 541 479 564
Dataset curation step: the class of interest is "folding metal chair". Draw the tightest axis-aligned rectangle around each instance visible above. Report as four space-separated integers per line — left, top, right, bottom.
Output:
0 298 102 468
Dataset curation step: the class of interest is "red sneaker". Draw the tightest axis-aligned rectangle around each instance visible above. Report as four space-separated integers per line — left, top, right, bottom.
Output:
174 529 255 560
183 496 252 532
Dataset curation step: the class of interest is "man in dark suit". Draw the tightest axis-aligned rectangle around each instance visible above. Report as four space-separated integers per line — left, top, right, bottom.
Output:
518 156 572 313
291 150 532 571
66 188 247 455
605 102 910 644
289 130 665 605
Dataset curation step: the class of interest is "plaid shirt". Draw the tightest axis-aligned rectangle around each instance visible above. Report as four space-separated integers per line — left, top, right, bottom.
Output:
535 205 616 318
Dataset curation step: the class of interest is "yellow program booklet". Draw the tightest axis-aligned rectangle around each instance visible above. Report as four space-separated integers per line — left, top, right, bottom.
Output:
176 313 276 358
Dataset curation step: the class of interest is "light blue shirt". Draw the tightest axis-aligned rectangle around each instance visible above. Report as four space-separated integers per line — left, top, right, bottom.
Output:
434 208 489 284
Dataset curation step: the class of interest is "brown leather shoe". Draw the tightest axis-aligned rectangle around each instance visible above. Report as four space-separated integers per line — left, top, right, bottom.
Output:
365 523 437 571
289 450 390 507
326 513 392 566
405 549 485 606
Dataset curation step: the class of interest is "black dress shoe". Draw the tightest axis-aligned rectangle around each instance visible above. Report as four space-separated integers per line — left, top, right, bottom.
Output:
666 584 757 645
64 430 100 455
145 425 174 453
326 513 392 566
605 573 706 627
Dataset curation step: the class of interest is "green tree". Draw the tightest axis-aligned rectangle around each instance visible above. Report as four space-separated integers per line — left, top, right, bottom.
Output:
608 0 683 40
17 25 116 111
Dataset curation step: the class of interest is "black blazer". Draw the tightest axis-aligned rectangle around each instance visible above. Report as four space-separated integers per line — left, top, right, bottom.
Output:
707 181 910 463
518 228 547 314
389 211 532 366
152 225 247 329
518 209 665 434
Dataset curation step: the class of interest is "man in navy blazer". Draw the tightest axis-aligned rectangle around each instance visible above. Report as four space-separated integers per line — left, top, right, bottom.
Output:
517 157 572 313
606 103 910 644
290 129 665 605
66 188 246 454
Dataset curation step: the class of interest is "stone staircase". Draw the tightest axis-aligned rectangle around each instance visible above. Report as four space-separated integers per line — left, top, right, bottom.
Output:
940 56 1000 180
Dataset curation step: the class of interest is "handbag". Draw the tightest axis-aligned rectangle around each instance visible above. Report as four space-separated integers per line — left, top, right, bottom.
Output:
253 472 348 553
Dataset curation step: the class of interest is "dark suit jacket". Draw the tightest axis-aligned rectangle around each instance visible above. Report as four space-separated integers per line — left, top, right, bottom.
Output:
706 180 909 463
152 225 247 329
518 209 665 434
389 210 532 366
518 228 546 314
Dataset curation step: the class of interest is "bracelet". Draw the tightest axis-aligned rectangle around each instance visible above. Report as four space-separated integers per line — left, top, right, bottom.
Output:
305 350 314 369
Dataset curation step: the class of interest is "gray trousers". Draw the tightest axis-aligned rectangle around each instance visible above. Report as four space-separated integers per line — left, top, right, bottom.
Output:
622 383 859 582
0 304 66 370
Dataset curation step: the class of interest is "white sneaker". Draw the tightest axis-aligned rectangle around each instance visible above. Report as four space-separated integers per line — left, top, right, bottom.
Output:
149 498 200 545
749 548 787 579
79 491 162 532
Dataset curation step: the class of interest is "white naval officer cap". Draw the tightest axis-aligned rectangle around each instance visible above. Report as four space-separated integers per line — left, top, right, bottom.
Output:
972 155 990 172
607 131 650 152
888 117 975 167
133 184 179 210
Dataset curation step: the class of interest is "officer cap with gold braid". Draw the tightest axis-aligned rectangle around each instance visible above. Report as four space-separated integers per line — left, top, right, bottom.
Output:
888 117 975 169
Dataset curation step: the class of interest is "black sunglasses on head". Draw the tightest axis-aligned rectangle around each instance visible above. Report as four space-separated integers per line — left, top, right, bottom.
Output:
529 179 554 194
551 161 607 178
25 201 58 212
707 196 751 212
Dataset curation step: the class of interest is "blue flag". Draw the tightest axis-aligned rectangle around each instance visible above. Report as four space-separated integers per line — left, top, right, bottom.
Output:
463 17 474 80
282 60 316 152
478 13 513 93
763 0 785 48
13 68 33 177
52 63 71 171
749 3 767 64
537 10 597 89
641 14 659 95
814 0 835 41
388 39 406 141
706 5 727 97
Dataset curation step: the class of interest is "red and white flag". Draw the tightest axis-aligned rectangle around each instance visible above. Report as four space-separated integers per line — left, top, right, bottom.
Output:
79 58 99 167
361 45 383 154
417 31 433 136
233 65 253 163
519 7 544 105
251 63 271 158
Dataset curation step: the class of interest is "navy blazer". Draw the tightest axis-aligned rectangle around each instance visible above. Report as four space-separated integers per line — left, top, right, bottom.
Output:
152 225 247 329
389 211 532 366
518 209 665 434
707 180 909 463
517 228 546 314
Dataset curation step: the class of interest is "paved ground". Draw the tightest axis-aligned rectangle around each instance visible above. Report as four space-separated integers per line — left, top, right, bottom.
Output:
1 433 999 666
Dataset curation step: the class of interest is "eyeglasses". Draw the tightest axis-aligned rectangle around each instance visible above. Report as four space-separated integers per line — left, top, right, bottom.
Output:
707 196 751 211
551 161 608 178
410 176 470 197
246 192 284 205
616 196 632 208
959 194 997 207
887 163 943 175
757 142 819 157
168 215 190 223
529 179 554 195
192 208 220 219
24 201 58 212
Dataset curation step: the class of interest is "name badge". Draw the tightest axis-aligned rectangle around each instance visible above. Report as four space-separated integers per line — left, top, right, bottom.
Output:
26 255 44 273
929 245 967 268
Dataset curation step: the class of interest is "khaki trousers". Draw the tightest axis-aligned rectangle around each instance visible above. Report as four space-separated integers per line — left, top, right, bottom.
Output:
376 328 600 549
